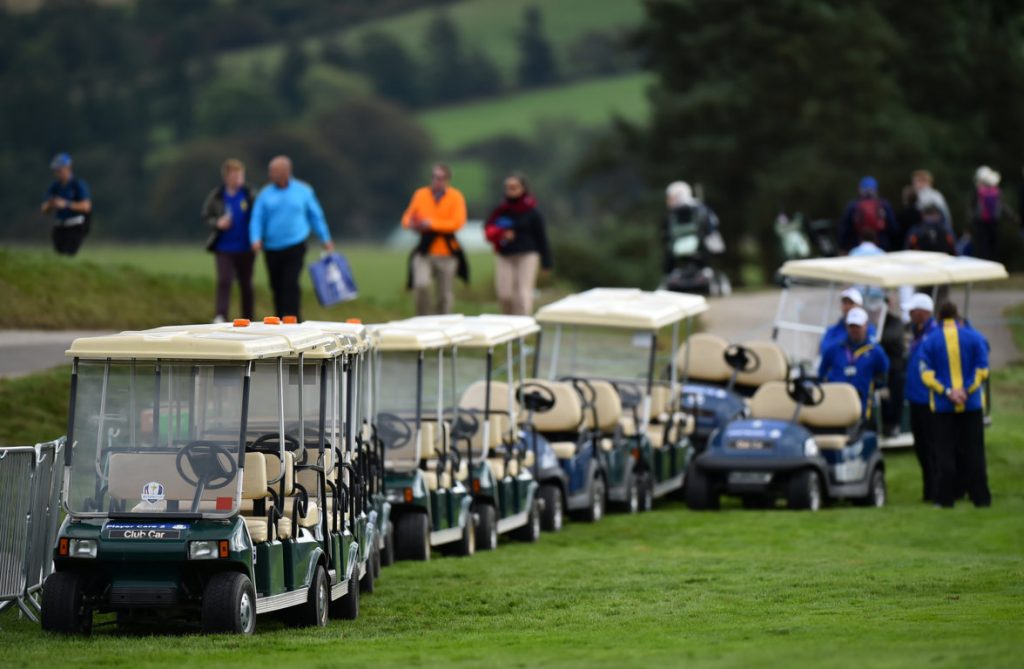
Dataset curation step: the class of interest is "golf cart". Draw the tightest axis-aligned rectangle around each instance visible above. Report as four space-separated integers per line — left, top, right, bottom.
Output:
772 251 1008 447
531 288 708 515
675 335 790 451
372 320 476 560
686 371 886 511
404 315 542 549
42 320 362 635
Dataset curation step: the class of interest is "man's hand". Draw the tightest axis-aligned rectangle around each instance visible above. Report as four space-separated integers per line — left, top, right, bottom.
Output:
323 240 335 252
216 214 232 230
413 218 431 231
502 230 516 241
52 197 68 209
949 388 968 406
251 241 263 254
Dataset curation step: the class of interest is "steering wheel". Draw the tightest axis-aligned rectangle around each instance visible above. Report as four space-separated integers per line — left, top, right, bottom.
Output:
610 380 643 410
786 375 825 407
175 441 238 512
376 412 413 450
451 409 480 441
249 432 300 453
517 382 556 413
724 345 761 374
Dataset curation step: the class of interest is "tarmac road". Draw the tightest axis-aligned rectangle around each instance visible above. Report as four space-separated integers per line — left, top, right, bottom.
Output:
0 289 1019 379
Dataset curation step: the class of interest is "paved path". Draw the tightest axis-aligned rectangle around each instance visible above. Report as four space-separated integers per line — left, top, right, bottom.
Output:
0 330 113 378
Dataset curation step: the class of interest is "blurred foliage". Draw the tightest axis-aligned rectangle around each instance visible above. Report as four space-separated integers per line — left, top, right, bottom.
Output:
517 6 560 88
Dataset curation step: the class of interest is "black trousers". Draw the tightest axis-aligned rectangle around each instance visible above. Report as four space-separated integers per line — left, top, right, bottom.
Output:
932 409 990 507
973 223 998 261
909 403 935 501
263 242 306 320
214 251 255 320
52 223 89 256
882 360 905 430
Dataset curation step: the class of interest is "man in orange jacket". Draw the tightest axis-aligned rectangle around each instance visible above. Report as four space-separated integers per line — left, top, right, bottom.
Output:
402 163 468 315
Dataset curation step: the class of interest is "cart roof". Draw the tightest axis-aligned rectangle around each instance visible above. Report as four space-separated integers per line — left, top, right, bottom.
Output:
474 314 542 338
779 251 1008 287
302 321 373 354
535 288 708 330
398 315 539 348
370 320 470 352
65 323 333 361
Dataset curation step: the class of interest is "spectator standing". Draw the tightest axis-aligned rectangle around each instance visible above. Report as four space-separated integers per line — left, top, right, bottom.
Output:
202 158 256 322
820 287 877 354
903 293 938 501
919 301 991 508
911 169 953 233
484 173 552 315
905 204 956 255
249 155 333 321
818 306 890 419
839 176 898 252
968 165 1002 260
894 184 921 250
40 153 92 256
402 163 468 315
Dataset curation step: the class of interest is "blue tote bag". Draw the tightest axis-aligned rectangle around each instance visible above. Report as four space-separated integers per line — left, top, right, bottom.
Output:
309 251 358 307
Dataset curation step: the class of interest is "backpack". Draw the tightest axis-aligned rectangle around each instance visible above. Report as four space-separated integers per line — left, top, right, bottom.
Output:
976 185 1000 224
854 198 886 237
909 220 953 253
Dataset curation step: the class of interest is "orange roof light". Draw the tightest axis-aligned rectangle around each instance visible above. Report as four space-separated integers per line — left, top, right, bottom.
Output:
233 319 250 328
346 318 362 324
282 316 298 324
263 316 281 325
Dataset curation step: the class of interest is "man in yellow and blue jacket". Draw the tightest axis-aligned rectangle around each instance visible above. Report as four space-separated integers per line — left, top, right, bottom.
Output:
919 301 991 508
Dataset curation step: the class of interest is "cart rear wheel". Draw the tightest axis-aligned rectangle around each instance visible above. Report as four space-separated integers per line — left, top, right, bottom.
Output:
513 500 541 542
41 572 93 636
330 568 359 620
371 542 382 579
200 571 256 635
395 512 430 561
538 484 563 532
454 510 476 557
582 475 606 523
360 553 375 594
380 522 395 566
854 467 886 508
639 472 654 512
685 463 718 511
475 504 498 551
787 469 822 511
623 474 640 514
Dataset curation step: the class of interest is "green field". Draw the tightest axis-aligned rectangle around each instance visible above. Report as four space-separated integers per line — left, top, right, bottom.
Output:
1 363 1023 667
419 72 653 153
219 0 645 81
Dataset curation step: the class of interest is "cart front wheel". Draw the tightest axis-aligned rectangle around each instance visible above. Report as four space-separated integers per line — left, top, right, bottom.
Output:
41 572 93 636
201 571 256 635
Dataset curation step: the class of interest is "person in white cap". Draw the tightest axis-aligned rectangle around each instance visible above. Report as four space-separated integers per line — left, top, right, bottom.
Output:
903 293 938 501
819 287 877 353
818 306 890 418
969 165 1003 261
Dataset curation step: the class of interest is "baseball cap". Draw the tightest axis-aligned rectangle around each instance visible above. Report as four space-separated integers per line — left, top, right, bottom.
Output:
839 287 864 306
859 176 878 192
49 153 72 170
903 293 934 313
846 307 869 327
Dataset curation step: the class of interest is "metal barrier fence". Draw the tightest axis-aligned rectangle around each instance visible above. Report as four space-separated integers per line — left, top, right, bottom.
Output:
0 438 64 623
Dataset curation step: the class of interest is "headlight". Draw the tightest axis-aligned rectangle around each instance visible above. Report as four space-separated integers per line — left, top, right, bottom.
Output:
804 438 819 457
68 538 97 559
189 540 220 560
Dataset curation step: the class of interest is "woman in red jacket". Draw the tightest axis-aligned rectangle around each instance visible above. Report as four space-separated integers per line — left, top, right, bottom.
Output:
484 173 553 315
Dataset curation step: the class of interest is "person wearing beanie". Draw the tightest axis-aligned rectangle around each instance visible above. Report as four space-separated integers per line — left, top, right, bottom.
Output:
838 175 898 252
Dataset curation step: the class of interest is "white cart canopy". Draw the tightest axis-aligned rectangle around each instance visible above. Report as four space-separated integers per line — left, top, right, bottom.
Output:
535 288 708 330
779 251 1008 288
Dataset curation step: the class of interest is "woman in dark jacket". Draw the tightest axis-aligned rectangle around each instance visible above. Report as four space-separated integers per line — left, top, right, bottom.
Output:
201 158 255 322
484 173 552 315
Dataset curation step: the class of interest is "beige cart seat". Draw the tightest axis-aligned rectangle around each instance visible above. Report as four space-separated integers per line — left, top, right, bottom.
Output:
676 333 732 384
748 381 861 450
734 340 790 389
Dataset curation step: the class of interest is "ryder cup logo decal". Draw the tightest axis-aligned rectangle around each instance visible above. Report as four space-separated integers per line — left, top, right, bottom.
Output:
141 481 165 504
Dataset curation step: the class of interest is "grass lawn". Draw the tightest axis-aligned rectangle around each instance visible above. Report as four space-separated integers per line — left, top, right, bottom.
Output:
418 72 653 154
1 364 1022 665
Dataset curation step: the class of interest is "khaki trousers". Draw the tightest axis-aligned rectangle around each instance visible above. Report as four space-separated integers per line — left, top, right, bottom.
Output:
412 253 458 315
495 252 540 315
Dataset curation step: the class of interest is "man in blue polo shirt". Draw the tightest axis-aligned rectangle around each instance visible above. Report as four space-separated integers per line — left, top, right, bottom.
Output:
818 306 890 419
904 293 938 501
919 301 991 508
250 155 334 320
40 153 92 256
820 287 877 353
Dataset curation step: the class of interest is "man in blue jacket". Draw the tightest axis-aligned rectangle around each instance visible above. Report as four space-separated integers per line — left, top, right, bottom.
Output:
820 287 877 354
250 155 334 320
41 152 92 256
904 293 938 501
919 301 991 508
818 306 890 419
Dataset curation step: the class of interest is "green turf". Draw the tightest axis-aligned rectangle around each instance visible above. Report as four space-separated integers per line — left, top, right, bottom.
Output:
1 362 1022 665
418 72 653 153
219 0 645 81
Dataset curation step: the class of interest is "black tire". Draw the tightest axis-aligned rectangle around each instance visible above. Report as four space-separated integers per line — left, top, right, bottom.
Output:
685 463 719 511
200 571 256 635
475 504 498 551
360 553 375 594
582 475 606 523
41 572 93 636
513 499 542 542
538 484 563 532
639 473 654 512
380 522 395 567
623 473 640 514
395 512 430 561
454 510 476 557
371 542 382 580
288 565 329 627
853 467 887 508
330 568 359 620
787 469 823 511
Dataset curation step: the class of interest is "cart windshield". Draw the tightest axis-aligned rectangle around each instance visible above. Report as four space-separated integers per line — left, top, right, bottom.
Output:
539 324 661 386
67 360 249 518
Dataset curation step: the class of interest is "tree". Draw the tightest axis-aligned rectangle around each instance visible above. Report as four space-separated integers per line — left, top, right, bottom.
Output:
275 40 309 114
422 12 503 103
356 31 422 106
516 6 559 88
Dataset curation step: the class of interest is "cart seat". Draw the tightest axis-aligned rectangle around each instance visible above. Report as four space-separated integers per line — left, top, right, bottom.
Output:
580 380 622 433
813 434 849 450
487 457 520 479
521 379 584 433
734 341 790 390
460 380 515 415
550 442 576 459
748 382 861 448
422 469 451 490
748 382 798 420
296 447 334 494
245 518 270 544
676 333 732 383
239 497 319 529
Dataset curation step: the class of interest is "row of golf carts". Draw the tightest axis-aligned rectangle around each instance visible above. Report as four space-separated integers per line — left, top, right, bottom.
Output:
41 252 1006 635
